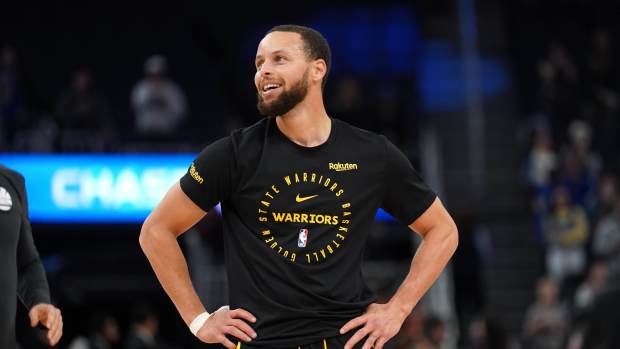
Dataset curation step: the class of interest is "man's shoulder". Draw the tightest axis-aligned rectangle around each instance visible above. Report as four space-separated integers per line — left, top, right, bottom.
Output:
0 164 25 184
333 118 387 146
228 118 268 148
193 119 266 158
232 118 267 136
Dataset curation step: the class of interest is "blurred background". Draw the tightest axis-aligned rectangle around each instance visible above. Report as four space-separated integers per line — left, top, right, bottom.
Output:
2 0 620 348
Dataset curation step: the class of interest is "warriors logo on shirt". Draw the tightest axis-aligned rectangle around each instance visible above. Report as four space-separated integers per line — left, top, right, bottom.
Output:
256 171 353 264
0 187 12 212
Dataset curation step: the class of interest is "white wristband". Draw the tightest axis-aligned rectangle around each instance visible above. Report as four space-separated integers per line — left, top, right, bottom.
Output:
189 305 230 336
189 312 210 336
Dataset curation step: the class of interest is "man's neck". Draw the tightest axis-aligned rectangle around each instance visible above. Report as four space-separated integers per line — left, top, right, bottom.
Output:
275 96 331 147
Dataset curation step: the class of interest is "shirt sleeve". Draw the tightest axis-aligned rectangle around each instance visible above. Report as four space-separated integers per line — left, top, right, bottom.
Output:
179 137 235 211
381 137 437 225
15 173 51 309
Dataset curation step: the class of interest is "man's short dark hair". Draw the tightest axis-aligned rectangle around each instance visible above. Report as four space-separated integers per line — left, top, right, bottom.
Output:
267 24 331 90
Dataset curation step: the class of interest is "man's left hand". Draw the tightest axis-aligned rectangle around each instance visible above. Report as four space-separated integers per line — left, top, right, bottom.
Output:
340 302 408 349
29 303 63 346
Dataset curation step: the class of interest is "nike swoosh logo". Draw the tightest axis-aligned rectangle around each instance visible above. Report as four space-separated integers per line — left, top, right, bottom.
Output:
296 194 319 203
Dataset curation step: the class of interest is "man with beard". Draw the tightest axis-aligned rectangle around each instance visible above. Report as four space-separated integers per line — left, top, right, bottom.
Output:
140 25 458 349
0 165 63 348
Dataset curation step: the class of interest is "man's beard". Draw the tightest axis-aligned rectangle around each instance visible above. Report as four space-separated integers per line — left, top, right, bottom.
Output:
257 70 309 117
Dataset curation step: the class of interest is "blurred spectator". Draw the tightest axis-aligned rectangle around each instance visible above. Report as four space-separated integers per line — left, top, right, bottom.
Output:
55 67 115 151
526 127 558 189
594 173 618 220
586 28 617 88
522 277 568 349
68 312 120 349
393 311 426 349
0 46 53 152
558 150 596 214
566 120 601 180
394 313 445 349
56 68 112 131
574 262 608 314
523 119 558 239
124 303 174 349
468 316 507 349
592 199 620 260
130 55 187 139
422 315 445 349
0 46 54 152
543 186 589 283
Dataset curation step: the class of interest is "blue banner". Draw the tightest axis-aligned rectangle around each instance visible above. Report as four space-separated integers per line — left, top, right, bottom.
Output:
0 154 396 224
0 154 192 223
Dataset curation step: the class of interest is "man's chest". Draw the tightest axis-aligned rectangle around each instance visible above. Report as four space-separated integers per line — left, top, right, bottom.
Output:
235 151 383 213
224 152 384 264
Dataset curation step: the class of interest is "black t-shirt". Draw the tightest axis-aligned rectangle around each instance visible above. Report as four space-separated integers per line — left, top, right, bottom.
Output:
180 117 436 347
0 165 51 349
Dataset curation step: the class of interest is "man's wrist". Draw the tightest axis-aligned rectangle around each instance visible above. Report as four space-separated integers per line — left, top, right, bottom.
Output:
188 305 230 336
189 312 211 336
389 294 415 320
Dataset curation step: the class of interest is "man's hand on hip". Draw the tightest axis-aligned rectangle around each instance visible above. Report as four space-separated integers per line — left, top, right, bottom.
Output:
29 303 63 346
196 308 258 349
340 302 408 349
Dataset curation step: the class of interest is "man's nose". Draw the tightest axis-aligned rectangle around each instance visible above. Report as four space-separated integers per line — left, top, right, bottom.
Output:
260 61 274 76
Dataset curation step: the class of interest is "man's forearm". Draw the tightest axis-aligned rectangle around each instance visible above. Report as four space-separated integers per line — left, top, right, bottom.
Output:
17 259 51 309
388 224 458 316
139 225 206 325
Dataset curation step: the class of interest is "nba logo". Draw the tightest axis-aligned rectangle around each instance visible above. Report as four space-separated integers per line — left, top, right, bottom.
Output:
298 229 309 247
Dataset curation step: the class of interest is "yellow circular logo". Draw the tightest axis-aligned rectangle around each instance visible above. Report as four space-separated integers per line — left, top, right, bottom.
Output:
256 171 353 264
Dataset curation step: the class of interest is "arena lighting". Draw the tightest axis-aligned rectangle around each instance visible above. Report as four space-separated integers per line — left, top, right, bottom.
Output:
0 154 395 223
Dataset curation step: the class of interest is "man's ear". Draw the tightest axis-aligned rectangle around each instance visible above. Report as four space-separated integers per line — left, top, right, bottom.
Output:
311 59 327 85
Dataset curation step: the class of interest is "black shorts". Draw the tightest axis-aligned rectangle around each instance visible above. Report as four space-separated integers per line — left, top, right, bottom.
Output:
234 332 365 349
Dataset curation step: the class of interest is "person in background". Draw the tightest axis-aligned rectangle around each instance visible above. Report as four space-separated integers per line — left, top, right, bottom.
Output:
422 315 445 349
124 303 175 349
543 186 589 285
67 312 120 349
522 277 568 349
592 198 620 261
0 164 63 348
55 67 114 152
130 55 187 139
574 262 608 313
468 316 507 349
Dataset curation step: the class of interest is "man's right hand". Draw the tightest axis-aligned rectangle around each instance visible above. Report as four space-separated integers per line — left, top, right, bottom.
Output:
196 308 257 348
